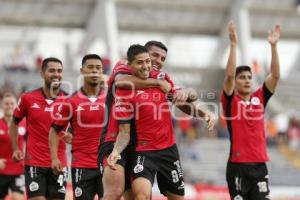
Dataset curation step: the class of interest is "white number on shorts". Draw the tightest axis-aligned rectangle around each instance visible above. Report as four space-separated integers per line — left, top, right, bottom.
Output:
57 175 64 187
171 170 179 183
257 181 268 192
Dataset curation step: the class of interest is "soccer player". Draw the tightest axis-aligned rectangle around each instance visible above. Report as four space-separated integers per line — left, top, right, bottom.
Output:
10 57 68 200
221 22 281 200
0 93 26 200
115 40 197 104
99 41 213 200
98 60 171 200
108 44 213 200
49 54 105 200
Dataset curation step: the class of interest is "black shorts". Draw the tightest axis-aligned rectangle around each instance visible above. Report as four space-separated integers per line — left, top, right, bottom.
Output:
0 174 25 198
71 168 103 200
25 165 67 199
130 144 185 196
226 162 270 200
98 142 129 171
98 141 131 191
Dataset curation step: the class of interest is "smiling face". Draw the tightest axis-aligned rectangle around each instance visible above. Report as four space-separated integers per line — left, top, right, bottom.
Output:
81 58 103 87
148 45 167 71
235 70 253 96
41 61 63 90
129 52 151 80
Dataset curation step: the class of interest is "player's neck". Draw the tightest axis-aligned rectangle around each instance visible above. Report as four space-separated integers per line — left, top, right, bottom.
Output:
42 86 59 99
82 83 100 97
238 92 251 101
3 115 12 125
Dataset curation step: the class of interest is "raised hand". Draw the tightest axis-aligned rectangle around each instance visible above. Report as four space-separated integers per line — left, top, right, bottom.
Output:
268 25 281 45
228 21 238 45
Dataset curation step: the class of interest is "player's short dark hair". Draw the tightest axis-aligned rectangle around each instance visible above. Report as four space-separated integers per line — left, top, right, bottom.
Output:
236 65 252 77
41 57 63 72
82 54 102 66
145 40 168 52
127 44 148 63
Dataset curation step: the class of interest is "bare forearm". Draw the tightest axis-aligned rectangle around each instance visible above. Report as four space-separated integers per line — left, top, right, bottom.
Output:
270 44 280 79
113 124 131 154
9 122 19 151
184 88 198 102
226 44 237 78
177 102 207 118
115 75 160 89
49 127 59 160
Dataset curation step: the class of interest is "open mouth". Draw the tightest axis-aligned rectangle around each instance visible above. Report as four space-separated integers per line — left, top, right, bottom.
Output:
51 78 61 84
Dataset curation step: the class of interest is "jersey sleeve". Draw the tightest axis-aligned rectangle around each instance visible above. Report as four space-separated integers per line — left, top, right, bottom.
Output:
51 99 72 133
108 61 132 86
221 90 234 117
257 83 273 107
114 89 134 124
13 94 29 124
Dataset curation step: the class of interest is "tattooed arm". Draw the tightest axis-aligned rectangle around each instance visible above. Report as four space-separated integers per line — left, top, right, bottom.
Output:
107 123 131 169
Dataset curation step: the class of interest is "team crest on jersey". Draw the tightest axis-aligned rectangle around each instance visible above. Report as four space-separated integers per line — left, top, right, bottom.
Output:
0 129 4 135
75 187 82 197
29 181 39 192
251 97 260 105
18 127 26 136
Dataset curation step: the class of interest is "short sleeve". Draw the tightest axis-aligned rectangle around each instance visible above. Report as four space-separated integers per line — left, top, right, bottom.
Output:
262 83 273 106
13 94 29 124
221 90 234 117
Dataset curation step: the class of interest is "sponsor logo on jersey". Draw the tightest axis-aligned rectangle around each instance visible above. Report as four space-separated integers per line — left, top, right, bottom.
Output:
44 107 54 112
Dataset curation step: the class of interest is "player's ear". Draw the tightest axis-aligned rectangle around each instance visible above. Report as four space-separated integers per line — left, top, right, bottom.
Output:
40 69 45 79
80 67 84 75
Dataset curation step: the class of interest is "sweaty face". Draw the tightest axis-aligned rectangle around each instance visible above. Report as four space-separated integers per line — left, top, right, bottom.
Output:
1 96 17 117
148 46 167 71
81 59 103 87
129 53 151 80
235 71 252 96
42 61 63 90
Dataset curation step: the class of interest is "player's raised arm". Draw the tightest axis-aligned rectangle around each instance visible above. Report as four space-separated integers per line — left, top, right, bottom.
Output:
223 21 238 96
265 25 281 93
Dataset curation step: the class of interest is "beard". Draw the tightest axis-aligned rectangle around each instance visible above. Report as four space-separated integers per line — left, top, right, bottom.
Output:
89 81 99 87
45 80 61 90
